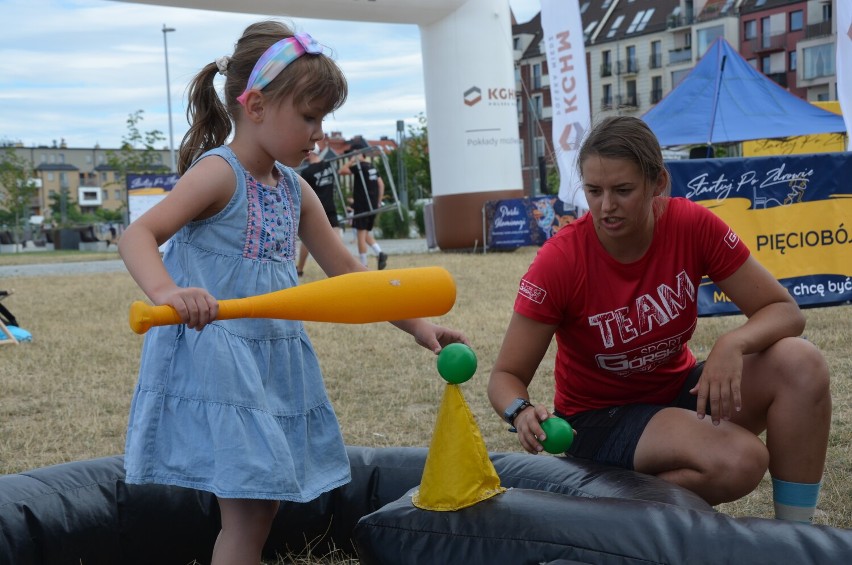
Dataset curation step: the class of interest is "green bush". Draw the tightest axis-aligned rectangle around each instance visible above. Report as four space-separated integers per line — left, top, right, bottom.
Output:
377 204 410 239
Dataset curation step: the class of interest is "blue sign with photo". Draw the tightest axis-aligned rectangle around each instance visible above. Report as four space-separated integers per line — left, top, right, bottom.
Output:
485 196 578 249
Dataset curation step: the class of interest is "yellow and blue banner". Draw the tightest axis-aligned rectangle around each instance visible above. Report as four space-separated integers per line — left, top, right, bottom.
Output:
667 153 852 315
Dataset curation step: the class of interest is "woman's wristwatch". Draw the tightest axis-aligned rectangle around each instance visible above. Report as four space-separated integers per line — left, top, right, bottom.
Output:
502 397 533 430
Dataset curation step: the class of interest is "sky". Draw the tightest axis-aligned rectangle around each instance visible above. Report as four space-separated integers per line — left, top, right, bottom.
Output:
1 0 541 150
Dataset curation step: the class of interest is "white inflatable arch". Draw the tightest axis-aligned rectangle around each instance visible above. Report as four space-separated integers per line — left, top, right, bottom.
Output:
120 0 524 249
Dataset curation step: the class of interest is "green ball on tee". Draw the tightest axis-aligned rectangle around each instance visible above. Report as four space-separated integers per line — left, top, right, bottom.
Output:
436 343 477 384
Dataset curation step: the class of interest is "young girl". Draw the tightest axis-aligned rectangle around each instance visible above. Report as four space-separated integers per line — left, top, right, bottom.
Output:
118 21 468 564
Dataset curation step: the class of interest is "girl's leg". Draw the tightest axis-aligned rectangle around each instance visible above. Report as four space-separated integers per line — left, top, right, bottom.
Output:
212 498 280 565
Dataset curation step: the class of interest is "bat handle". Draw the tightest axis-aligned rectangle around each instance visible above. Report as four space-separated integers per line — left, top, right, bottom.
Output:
129 301 183 334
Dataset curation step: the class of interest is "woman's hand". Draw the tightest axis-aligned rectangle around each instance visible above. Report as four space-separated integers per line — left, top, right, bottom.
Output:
691 336 744 425
698 255 807 424
512 404 552 453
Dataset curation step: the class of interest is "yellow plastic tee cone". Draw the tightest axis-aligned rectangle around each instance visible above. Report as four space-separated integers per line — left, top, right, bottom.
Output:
412 384 505 511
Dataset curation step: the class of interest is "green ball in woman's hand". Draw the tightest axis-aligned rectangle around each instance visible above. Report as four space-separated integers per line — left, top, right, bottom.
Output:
539 417 574 454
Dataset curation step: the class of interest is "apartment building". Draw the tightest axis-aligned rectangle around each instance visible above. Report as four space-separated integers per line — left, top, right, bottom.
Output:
513 0 840 195
513 12 553 195
3 132 396 226
5 139 170 219
738 0 836 101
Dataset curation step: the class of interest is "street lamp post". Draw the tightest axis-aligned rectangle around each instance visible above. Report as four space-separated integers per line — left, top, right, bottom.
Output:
162 24 176 173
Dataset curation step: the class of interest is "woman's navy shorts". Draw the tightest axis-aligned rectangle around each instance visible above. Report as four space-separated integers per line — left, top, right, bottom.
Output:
553 362 707 470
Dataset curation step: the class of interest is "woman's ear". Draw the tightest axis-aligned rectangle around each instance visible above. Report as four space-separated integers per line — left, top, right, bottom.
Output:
653 168 669 197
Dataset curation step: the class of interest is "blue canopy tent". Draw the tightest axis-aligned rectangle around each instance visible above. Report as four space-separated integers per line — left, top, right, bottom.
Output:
642 37 847 147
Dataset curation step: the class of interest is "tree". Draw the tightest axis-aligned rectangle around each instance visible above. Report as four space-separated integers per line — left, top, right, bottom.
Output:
94 208 125 223
46 194 122 228
374 114 434 238
106 110 168 177
545 165 561 197
0 147 39 244
104 110 168 223
401 113 431 201
47 193 89 226
382 113 432 202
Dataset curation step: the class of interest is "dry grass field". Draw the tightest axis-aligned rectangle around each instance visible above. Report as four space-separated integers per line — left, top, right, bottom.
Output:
0 247 850 560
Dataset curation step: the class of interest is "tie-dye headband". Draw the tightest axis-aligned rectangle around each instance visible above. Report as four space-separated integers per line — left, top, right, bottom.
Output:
236 32 322 106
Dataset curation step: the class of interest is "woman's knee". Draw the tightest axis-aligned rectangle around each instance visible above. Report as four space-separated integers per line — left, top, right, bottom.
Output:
764 338 830 397
725 438 769 480
711 436 769 499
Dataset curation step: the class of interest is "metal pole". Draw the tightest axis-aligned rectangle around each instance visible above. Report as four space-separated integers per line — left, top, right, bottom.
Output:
162 24 176 173
396 120 408 208
706 48 728 158
528 96 538 196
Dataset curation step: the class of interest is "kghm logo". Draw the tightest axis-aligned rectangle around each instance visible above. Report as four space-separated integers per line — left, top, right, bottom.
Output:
559 122 585 151
464 85 517 107
464 86 482 106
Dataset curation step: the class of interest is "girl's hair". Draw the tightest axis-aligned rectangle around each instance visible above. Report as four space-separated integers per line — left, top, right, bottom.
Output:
577 116 671 197
178 20 348 174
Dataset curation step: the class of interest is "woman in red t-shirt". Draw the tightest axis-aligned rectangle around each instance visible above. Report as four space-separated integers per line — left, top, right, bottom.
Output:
488 116 830 522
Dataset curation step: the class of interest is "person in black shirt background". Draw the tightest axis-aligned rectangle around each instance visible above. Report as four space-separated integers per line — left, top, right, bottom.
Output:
339 138 388 270
296 149 342 276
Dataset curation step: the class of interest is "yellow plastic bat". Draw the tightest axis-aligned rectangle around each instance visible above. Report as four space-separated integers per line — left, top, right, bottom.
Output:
128 266 456 334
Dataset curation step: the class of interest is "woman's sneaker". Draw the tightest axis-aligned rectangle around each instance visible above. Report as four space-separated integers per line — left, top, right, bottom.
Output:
377 252 388 270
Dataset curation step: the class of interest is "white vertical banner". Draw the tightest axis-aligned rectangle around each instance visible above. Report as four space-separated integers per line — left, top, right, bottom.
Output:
837 1 852 151
541 0 591 211
421 0 522 197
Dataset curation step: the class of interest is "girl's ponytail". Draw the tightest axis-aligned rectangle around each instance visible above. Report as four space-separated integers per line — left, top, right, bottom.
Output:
178 63 232 175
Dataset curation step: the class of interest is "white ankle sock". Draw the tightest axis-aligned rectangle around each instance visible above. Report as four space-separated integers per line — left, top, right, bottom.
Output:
772 477 820 523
